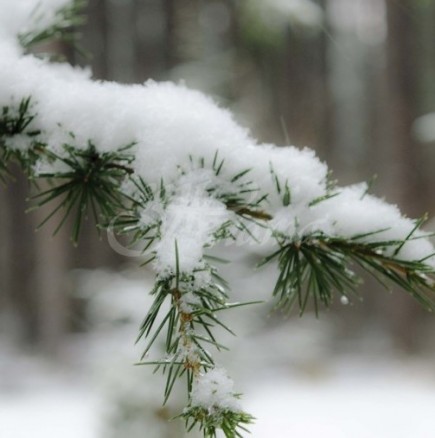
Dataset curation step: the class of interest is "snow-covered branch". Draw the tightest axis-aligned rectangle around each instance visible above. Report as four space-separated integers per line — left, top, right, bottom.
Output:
1 1 435 436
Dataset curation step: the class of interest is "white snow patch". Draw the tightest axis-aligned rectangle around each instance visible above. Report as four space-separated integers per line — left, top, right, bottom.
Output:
246 363 435 438
155 195 229 273
191 368 241 412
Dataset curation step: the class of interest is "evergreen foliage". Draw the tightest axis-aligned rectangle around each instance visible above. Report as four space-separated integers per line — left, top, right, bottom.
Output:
1 2 435 437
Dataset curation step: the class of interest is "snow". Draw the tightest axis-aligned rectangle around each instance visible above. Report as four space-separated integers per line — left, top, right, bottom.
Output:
1 1 435 435
2 344 435 438
191 368 241 412
246 362 435 438
1 269 435 438
1 385 99 438
178 291 201 313
1 0 434 275
138 200 165 229
311 184 435 262
0 0 72 45
155 194 229 274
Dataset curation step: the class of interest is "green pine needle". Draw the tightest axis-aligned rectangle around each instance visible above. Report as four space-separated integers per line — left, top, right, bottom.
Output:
31 142 134 244
109 176 165 252
180 406 255 438
262 233 435 315
19 0 86 51
135 255 257 406
0 97 42 181
0 97 36 137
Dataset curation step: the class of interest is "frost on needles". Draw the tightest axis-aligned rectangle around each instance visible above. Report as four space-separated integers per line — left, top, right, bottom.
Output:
1 1 435 437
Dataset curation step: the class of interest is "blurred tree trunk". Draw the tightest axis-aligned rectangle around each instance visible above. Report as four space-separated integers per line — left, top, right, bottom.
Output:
4 168 39 345
33 189 71 354
164 0 177 69
0 183 11 326
83 0 109 79
317 0 335 161
384 0 422 214
132 0 166 81
384 0 427 351
282 30 329 151
0 170 72 353
416 0 435 206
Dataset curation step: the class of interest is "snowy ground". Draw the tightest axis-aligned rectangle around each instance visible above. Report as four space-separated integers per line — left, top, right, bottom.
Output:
1 386 99 438
247 359 435 438
2 343 435 438
2 270 435 438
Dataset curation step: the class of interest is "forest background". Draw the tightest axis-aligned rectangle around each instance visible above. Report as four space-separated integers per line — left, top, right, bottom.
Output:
3 0 435 353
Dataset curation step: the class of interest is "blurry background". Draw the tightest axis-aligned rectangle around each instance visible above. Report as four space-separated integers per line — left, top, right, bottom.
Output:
2 0 435 437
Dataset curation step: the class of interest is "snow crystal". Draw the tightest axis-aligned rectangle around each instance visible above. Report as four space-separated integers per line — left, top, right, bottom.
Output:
245 144 328 207
178 291 201 313
177 339 199 364
312 184 435 264
175 169 218 196
154 195 229 274
191 368 241 412
190 269 213 290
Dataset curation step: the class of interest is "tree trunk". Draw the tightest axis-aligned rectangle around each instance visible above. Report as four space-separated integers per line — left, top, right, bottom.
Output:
384 0 426 351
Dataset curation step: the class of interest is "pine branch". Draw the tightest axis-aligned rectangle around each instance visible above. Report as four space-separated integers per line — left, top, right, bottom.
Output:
2 3 435 438
190 152 272 241
30 142 134 244
135 244 257 437
0 149 12 184
180 406 255 438
261 232 435 315
0 97 41 181
18 0 86 51
0 97 37 137
109 176 166 253
136 261 244 396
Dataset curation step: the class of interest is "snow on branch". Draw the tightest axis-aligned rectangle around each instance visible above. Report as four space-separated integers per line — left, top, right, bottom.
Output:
1 1 435 437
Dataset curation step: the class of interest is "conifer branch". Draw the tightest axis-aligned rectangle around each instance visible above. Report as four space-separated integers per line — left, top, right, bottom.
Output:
30 142 135 243
261 232 435 315
134 244 256 436
2 3 435 437
19 0 86 50
180 406 255 438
